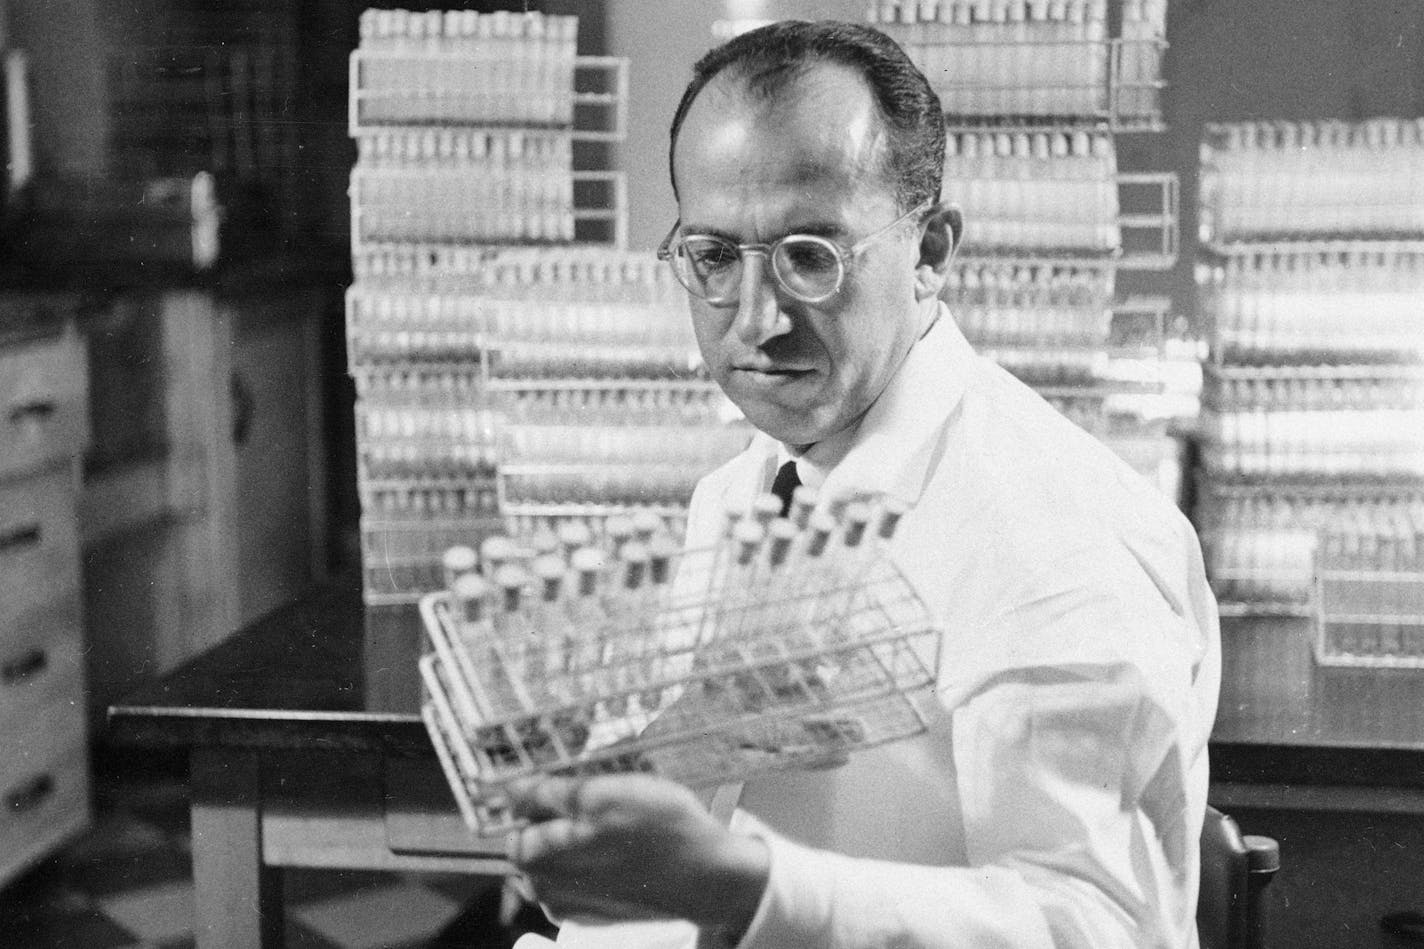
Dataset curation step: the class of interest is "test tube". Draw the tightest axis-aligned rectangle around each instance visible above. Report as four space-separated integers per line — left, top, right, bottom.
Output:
441 545 478 593
878 497 909 540
632 509 663 544
805 511 836 559
843 502 873 549
453 572 490 629
480 535 518 575
767 518 798 568
752 492 783 527
605 514 635 558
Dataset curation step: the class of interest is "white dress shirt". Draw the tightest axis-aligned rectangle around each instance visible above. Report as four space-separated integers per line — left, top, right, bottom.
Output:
550 307 1221 949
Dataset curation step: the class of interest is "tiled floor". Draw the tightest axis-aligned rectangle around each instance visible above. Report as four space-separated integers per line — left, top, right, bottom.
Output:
0 752 557 949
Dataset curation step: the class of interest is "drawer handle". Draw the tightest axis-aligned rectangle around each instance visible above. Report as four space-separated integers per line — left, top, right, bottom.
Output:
8 400 57 424
0 524 41 553
5 774 55 814
2 648 47 685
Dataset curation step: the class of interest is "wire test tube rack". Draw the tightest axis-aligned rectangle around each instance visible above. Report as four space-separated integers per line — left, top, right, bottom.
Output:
419 494 942 834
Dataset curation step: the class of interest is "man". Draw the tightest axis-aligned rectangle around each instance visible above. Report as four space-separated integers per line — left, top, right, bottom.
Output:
506 20 1220 949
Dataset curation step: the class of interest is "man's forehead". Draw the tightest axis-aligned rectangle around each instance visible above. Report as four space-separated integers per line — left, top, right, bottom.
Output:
695 61 877 128
674 63 887 183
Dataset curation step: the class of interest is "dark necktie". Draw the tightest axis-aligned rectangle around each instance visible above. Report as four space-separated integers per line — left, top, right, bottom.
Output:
770 460 801 518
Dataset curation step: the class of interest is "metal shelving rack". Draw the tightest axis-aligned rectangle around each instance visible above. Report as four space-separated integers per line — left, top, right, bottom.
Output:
872 0 1187 497
1194 119 1424 667
346 9 751 607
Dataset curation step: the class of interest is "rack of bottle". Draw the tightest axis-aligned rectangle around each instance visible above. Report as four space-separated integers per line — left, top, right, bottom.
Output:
940 130 1178 269
348 247 750 605
1197 241 1424 365
870 0 1167 130
1195 118 1424 653
1199 119 1424 244
419 494 941 834
1198 479 1424 626
348 10 745 607
870 1 1186 498
349 9 628 254
942 253 1191 496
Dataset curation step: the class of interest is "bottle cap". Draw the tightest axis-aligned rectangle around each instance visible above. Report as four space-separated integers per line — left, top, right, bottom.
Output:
480 535 518 569
605 514 635 539
557 520 593 551
528 528 561 556
752 493 783 525
790 484 820 528
570 546 606 598
732 520 765 565
441 544 478 576
453 573 489 623
631 509 664 541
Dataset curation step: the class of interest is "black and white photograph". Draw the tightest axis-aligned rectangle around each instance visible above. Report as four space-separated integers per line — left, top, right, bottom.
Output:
1 1 1422 946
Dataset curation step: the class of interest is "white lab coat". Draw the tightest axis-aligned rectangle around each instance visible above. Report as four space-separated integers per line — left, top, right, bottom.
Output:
548 310 1221 949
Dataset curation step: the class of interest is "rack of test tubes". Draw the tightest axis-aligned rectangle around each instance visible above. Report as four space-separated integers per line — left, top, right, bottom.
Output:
867 2 1179 268
1198 120 1424 243
934 127 1176 268
1197 242 1424 365
348 11 751 607
870 0 1167 130
349 8 628 252
1195 118 1424 636
876 2 1188 496
494 379 749 534
419 491 941 834
1314 505 1424 668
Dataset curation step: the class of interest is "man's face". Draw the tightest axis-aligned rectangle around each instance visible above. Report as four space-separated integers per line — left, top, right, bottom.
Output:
671 63 933 448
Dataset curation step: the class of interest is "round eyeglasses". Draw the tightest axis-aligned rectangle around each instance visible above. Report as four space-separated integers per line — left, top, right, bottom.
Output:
656 200 931 306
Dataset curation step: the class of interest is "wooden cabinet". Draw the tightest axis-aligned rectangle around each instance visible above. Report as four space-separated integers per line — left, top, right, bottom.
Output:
0 306 90 887
80 287 329 719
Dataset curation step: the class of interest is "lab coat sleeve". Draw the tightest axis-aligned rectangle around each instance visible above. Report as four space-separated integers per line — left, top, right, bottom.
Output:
731 664 1195 949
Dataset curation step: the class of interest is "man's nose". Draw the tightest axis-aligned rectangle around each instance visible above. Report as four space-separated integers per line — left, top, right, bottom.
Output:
731 250 792 346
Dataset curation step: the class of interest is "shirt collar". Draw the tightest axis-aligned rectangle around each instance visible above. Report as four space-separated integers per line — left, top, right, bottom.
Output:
761 301 976 506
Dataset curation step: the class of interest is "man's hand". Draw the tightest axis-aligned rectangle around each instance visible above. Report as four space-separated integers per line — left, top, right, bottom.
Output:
504 773 770 936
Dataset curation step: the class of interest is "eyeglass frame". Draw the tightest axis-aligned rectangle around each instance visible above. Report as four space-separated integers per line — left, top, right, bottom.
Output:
655 199 934 306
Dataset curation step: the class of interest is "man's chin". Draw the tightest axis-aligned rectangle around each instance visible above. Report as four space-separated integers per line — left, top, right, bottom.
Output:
733 401 833 448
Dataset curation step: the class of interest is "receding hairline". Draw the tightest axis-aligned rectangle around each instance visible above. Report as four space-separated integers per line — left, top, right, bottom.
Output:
670 58 897 201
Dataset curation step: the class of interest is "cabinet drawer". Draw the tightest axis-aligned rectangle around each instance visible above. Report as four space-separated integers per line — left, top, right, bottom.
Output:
0 468 82 628
0 324 88 481
0 594 84 738
0 730 89 887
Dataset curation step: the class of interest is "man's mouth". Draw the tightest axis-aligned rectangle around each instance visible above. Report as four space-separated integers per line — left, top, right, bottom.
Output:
733 365 811 380
732 359 811 375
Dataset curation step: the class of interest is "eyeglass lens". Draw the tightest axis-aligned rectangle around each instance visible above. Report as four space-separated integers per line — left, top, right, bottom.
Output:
675 235 845 303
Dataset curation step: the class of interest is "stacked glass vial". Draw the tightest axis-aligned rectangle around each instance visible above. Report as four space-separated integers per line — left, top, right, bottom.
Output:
1195 118 1424 666
347 11 743 607
871 0 1185 497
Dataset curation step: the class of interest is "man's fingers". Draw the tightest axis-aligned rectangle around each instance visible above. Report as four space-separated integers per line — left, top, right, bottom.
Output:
505 816 596 868
506 776 585 821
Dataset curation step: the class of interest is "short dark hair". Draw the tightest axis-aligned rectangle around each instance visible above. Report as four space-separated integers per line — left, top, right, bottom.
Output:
668 20 945 213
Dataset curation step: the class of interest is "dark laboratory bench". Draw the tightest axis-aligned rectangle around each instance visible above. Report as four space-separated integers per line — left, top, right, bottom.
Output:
107 582 1424 949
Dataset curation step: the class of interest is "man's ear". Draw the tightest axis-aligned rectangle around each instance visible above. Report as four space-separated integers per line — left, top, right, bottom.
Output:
913 202 961 302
